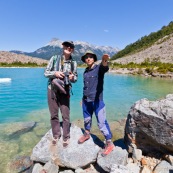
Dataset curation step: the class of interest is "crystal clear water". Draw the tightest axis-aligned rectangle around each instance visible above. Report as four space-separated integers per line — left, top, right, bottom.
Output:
0 67 173 124
1 67 173 172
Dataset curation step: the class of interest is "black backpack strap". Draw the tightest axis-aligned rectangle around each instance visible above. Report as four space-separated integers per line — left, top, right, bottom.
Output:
70 60 74 72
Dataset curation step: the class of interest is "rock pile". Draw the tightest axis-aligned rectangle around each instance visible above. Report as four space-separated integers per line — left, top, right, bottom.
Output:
124 94 173 173
31 124 128 173
5 94 173 173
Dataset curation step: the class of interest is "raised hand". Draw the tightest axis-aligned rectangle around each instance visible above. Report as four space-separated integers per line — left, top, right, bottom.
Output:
102 54 110 62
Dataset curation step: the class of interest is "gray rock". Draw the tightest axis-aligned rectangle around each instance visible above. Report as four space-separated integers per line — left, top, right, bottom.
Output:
31 124 100 169
75 164 99 173
140 165 152 173
126 163 141 173
43 160 59 173
153 160 173 173
124 94 173 154
110 164 129 173
164 154 173 166
32 163 43 173
59 170 74 173
75 168 85 173
97 146 128 172
132 148 142 162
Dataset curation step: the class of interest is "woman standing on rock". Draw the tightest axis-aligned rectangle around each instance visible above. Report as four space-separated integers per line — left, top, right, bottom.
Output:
44 41 78 148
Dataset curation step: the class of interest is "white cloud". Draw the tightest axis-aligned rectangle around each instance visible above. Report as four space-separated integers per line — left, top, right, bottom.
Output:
104 29 109 32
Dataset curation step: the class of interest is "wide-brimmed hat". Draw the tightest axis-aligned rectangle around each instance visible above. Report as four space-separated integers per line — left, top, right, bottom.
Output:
81 50 97 62
62 41 75 49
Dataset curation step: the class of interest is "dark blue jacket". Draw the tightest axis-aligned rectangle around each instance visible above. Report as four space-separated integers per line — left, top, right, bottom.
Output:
83 64 109 102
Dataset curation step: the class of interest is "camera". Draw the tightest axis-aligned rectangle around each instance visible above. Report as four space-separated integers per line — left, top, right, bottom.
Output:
64 71 70 85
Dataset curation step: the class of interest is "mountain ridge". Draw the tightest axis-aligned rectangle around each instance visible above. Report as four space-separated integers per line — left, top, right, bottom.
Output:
11 39 120 64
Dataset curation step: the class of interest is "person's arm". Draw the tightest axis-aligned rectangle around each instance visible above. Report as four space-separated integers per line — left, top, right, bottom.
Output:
44 55 64 79
44 56 56 79
99 54 110 73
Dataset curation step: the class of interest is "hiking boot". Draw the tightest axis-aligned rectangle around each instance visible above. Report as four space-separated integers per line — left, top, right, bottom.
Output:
63 138 70 148
78 131 90 144
52 137 58 146
101 141 115 157
49 137 58 159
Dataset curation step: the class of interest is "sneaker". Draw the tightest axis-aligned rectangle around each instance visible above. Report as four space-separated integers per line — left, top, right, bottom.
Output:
78 131 90 144
49 138 58 159
63 139 70 148
101 141 115 157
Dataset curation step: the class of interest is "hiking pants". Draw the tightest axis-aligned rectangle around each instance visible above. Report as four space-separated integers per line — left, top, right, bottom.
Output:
82 99 112 140
48 88 70 141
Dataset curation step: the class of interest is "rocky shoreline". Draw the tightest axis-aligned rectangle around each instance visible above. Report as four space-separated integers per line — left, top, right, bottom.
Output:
109 68 173 78
1 94 173 173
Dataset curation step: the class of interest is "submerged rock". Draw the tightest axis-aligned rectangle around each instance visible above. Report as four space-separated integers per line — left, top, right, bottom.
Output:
8 156 33 173
0 121 36 139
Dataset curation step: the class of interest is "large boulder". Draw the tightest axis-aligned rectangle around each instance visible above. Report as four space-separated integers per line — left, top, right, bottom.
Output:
30 124 100 169
124 94 173 154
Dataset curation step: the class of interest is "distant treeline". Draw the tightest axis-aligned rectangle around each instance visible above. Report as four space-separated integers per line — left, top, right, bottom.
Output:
111 21 173 60
0 61 47 67
110 59 173 74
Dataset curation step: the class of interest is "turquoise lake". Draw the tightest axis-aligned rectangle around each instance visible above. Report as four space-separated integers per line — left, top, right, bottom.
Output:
0 67 173 124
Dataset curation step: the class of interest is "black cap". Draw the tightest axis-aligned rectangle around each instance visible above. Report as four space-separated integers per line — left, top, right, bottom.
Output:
62 41 75 49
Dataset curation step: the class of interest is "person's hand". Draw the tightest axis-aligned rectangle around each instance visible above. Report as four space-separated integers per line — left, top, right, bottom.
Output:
54 71 64 79
69 73 75 81
102 54 110 62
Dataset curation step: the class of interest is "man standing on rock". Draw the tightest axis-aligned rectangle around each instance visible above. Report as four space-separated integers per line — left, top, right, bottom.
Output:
78 50 115 156
44 41 77 148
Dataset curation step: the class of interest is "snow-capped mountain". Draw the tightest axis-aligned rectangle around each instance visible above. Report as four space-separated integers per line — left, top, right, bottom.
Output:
11 38 120 64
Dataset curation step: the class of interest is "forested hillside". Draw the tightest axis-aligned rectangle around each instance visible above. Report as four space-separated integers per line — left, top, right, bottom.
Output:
111 21 173 60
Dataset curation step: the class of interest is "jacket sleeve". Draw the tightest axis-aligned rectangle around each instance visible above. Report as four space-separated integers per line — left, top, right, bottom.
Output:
44 55 56 79
99 63 109 74
71 61 78 83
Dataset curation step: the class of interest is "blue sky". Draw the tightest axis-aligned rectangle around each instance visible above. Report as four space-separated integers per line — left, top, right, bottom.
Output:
0 0 173 52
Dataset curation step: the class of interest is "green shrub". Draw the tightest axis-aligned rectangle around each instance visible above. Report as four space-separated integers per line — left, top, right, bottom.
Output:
0 61 47 67
145 67 154 75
